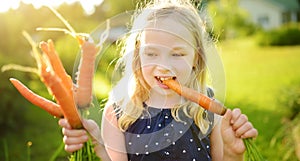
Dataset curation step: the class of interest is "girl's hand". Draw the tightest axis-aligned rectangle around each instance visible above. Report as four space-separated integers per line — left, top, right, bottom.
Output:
58 119 111 161
58 119 89 153
221 108 258 157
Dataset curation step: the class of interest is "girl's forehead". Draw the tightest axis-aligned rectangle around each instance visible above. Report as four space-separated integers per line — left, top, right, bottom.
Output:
139 19 195 48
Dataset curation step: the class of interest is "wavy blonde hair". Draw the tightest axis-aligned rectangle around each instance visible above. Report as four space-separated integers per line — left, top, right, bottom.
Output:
106 0 215 134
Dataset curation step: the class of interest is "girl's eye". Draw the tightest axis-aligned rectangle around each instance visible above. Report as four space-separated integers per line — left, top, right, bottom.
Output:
145 52 157 57
172 53 185 57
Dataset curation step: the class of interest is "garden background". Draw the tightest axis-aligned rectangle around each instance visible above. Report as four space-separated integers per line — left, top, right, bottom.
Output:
0 0 299 160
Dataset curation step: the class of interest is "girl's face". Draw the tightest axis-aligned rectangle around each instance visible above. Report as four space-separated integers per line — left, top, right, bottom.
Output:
138 18 196 98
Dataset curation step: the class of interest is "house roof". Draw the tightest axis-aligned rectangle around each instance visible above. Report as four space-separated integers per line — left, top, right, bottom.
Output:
266 0 300 11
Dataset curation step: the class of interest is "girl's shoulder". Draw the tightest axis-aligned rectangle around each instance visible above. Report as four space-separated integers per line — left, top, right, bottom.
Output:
102 103 121 124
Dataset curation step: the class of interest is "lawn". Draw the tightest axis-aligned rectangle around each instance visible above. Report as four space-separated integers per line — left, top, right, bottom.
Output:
1 37 300 160
220 38 300 160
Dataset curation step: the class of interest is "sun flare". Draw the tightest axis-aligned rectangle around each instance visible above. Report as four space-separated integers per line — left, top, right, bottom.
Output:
0 0 103 15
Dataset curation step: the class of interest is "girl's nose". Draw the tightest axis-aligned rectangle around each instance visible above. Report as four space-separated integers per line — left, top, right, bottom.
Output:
156 64 172 74
156 54 173 72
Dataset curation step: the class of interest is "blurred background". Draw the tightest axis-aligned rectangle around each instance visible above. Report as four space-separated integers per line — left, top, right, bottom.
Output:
0 0 299 160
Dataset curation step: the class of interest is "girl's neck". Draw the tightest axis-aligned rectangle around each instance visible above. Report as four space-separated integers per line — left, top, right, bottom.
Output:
145 91 184 109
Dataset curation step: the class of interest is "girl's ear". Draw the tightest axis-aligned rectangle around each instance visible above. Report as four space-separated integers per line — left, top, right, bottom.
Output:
193 51 200 69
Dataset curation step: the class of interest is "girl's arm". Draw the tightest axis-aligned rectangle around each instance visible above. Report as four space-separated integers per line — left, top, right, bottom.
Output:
101 104 128 161
210 108 258 161
210 115 223 161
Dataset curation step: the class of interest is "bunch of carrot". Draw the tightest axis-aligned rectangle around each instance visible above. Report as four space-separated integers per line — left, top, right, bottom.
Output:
162 79 265 161
9 35 82 129
3 7 109 161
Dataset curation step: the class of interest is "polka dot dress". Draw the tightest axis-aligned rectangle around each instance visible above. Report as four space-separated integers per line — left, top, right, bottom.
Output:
124 104 214 161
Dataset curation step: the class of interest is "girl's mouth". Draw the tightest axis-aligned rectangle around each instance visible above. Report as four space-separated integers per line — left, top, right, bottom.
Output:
155 76 176 86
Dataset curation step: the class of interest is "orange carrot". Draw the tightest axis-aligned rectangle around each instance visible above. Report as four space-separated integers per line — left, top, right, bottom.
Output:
162 79 227 116
73 22 109 109
75 41 99 108
9 78 63 118
39 40 73 93
39 49 82 129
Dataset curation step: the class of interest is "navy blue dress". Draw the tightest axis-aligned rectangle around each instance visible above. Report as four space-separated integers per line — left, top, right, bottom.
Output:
121 103 214 161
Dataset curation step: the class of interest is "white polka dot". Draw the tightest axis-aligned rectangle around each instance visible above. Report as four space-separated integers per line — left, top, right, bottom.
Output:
137 134 140 138
193 159 196 161
164 133 169 136
136 153 139 156
158 123 162 127
145 151 149 155
128 142 132 145
190 139 193 142
165 115 169 119
206 145 210 149
155 142 159 145
171 124 174 127
145 144 148 148
179 130 183 134
164 151 170 155
197 147 201 151
172 142 176 145
147 125 151 129
182 149 186 153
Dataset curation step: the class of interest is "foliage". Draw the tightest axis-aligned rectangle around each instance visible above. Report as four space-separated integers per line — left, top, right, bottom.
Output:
207 0 257 40
0 70 27 133
257 23 300 46
278 80 300 119
70 140 100 161
269 81 300 160
271 112 300 161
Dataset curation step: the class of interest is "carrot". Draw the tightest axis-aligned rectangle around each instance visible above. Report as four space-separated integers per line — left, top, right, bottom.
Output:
162 79 227 116
39 48 82 129
36 6 110 110
163 80 265 160
74 21 109 109
9 78 63 118
39 40 73 93
75 41 99 108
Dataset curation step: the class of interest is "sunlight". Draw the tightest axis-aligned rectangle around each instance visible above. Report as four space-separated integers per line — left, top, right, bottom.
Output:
0 0 20 12
0 0 103 15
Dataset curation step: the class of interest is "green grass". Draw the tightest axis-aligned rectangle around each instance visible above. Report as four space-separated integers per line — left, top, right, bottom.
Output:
219 37 300 160
1 104 68 161
220 38 300 105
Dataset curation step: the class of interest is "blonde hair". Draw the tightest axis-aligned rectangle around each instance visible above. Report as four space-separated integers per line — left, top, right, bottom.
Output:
106 0 215 134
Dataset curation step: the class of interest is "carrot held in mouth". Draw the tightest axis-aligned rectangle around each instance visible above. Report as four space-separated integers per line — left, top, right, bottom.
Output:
162 79 227 116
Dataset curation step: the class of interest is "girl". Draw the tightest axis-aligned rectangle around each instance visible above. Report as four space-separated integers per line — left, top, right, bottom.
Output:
59 1 258 160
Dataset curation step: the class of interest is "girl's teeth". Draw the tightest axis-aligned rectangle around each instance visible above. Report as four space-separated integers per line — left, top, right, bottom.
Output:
157 76 174 81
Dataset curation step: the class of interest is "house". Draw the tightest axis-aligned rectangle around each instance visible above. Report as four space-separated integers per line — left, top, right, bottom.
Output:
239 0 300 30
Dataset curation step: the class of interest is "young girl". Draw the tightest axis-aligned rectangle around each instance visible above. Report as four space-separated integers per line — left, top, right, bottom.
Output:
59 1 258 160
